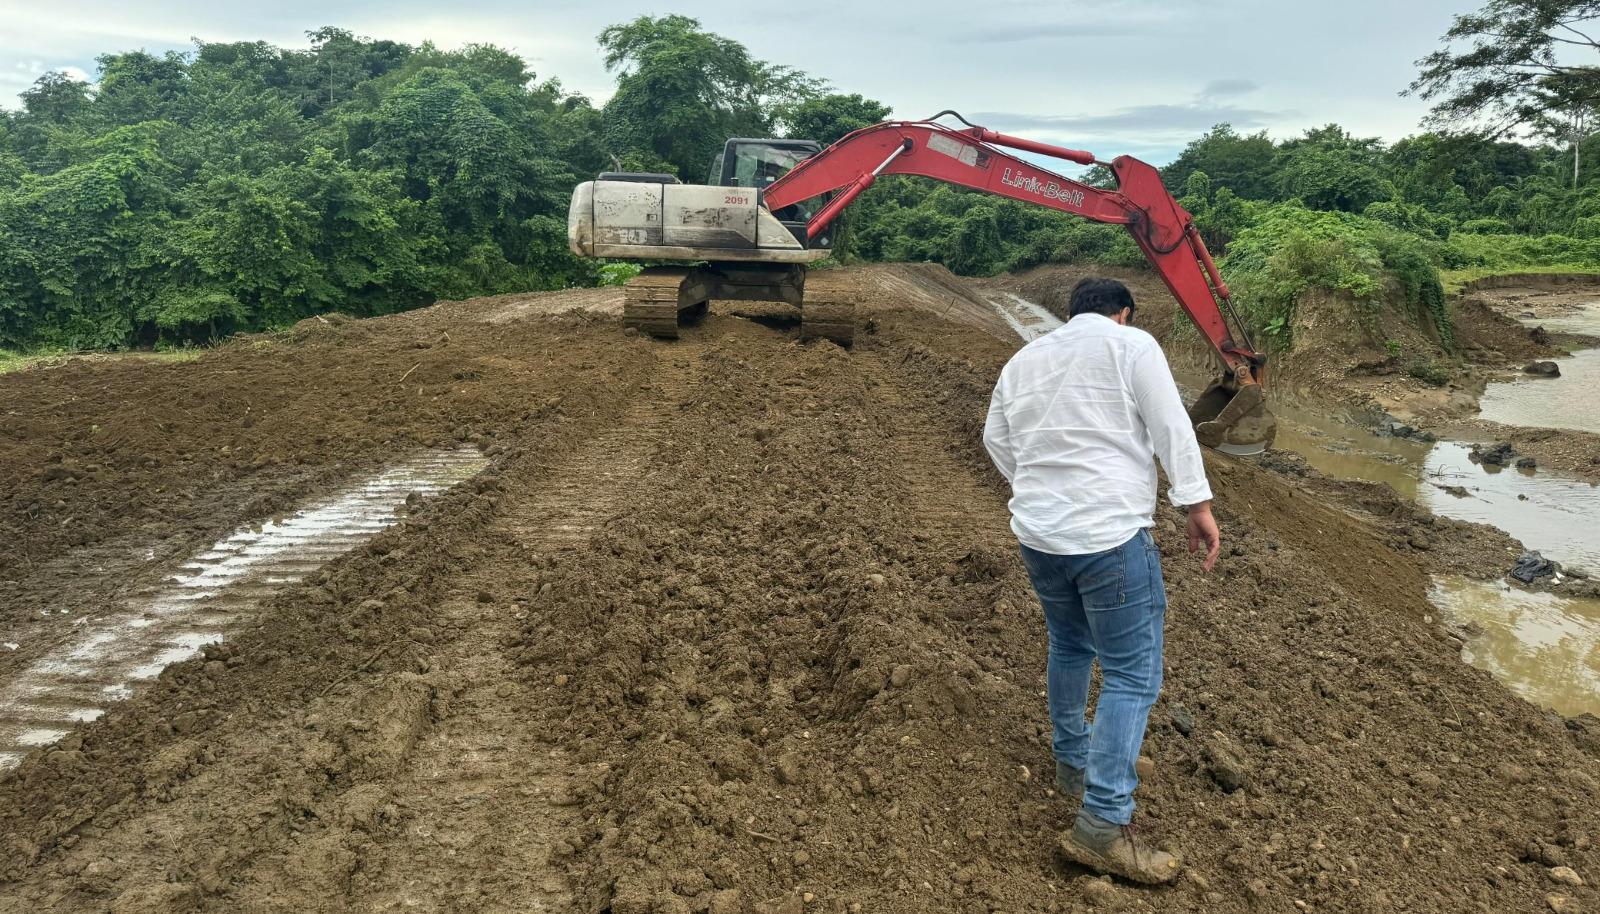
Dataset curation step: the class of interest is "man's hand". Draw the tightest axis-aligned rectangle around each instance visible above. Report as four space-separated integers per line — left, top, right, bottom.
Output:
1185 501 1221 572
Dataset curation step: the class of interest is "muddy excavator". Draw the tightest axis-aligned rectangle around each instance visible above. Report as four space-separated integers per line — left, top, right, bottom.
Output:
566 113 1277 455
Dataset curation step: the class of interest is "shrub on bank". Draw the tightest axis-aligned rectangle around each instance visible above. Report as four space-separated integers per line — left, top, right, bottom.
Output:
1220 204 1450 349
1443 231 1600 272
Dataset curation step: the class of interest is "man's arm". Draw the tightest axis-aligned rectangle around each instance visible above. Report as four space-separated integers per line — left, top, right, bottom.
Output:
982 374 1017 484
1184 501 1221 572
1129 342 1220 569
1128 342 1213 506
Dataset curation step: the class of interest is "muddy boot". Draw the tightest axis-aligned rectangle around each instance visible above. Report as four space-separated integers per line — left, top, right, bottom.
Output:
1055 760 1084 797
1058 809 1182 885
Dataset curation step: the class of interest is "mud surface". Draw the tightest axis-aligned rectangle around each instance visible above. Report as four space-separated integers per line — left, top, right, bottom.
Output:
1 272 1598 913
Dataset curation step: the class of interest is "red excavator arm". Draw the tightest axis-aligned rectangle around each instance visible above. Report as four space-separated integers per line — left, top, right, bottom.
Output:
763 114 1274 453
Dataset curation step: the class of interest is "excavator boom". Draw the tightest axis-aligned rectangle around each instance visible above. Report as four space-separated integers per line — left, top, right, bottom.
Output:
566 114 1277 455
765 119 1261 376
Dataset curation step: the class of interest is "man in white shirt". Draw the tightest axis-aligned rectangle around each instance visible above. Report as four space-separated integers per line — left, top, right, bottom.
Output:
982 277 1220 884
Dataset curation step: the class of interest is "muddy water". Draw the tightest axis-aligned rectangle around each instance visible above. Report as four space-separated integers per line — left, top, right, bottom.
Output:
1479 304 1600 433
1271 401 1431 500
1423 441 1600 572
1271 403 1600 714
0 447 488 770
1432 577 1600 716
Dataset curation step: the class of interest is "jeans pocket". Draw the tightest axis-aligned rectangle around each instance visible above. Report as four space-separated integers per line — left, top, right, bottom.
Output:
1079 546 1127 610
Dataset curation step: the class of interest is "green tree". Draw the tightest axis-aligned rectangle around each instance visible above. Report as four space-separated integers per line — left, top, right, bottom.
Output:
1162 124 1278 199
1409 0 1600 134
19 71 92 123
1276 126 1393 212
786 93 890 145
597 15 823 176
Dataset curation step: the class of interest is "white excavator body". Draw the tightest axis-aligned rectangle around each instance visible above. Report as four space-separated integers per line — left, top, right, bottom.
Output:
567 179 830 264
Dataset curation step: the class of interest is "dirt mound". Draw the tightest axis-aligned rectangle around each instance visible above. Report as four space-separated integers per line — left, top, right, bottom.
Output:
0 272 1596 913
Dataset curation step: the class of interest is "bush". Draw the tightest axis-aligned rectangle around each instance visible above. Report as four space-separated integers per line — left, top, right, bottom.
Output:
598 262 643 286
1408 359 1451 386
1444 231 1600 271
1459 217 1515 235
1220 203 1449 348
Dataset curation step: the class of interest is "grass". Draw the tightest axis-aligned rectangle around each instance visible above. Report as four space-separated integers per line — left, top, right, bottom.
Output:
1441 264 1600 296
0 347 206 375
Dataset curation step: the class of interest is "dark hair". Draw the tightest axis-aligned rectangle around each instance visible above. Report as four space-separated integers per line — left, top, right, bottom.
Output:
1068 278 1135 320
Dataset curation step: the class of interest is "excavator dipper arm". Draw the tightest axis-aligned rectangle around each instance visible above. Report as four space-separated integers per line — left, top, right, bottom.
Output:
764 117 1276 455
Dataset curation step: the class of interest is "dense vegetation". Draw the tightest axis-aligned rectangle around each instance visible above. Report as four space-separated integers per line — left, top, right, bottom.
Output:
0 18 852 349
4 5 1600 351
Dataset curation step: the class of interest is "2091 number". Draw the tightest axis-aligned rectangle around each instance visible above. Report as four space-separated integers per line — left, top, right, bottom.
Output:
724 195 750 205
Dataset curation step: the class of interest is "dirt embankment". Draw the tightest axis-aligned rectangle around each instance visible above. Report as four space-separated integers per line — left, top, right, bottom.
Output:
0 274 1596 913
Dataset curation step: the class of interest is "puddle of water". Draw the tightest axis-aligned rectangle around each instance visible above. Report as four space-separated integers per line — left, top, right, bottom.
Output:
1479 302 1600 433
1479 348 1600 433
1432 576 1600 717
1420 442 1600 573
1269 401 1432 500
0 447 487 769
1249 403 1600 576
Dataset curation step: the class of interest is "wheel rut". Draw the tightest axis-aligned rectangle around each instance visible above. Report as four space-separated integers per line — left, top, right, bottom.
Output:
264 344 702 912
855 347 1011 551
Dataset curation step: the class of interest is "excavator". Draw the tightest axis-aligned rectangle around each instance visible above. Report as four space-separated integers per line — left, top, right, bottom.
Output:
566 112 1277 456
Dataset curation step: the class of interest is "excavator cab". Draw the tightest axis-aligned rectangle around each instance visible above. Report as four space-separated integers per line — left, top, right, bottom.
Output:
707 139 830 248
707 139 818 188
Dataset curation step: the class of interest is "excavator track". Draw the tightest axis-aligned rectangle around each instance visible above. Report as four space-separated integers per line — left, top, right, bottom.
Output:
622 264 855 346
799 291 856 346
797 272 857 346
621 267 707 339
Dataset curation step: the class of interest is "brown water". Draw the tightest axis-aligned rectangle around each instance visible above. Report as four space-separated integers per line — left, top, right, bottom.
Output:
1432 577 1600 716
1271 401 1431 500
1479 304 1600 433
1422 441 1600 572
1273 401 1600 715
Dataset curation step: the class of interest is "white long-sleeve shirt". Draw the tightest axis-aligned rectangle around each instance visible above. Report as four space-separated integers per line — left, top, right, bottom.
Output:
983 313 1213 556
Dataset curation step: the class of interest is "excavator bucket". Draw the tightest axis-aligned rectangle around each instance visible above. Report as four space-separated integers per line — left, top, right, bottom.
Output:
1188 376 1278 457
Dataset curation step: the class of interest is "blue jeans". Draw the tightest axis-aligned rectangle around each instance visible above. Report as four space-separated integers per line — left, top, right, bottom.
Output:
1018 528 1167 825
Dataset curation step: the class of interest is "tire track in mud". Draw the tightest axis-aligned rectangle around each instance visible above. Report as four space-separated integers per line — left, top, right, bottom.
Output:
0 448 489 770
855 350 1012 551
0 323 672 913
219 344 704 912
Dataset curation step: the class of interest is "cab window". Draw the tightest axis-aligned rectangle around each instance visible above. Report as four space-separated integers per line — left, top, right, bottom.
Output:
732 144 812 189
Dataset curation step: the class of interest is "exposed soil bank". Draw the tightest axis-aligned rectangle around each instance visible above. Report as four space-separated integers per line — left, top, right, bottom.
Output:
0 271 1596 914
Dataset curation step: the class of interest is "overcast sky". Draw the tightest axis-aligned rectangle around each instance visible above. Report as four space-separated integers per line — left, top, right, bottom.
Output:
0 0 1471 165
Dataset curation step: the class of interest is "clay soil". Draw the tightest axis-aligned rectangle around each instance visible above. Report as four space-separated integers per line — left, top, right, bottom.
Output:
1 270 1598 914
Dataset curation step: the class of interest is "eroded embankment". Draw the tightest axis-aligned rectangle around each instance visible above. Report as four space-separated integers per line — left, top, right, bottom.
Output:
0 280 1596 914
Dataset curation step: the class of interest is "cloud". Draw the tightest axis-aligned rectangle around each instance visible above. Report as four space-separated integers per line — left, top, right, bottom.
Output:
958 20 1161 41
973 99 1286 136
968 83 1296 165
1200 78 1259 100
948 0 1195 43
